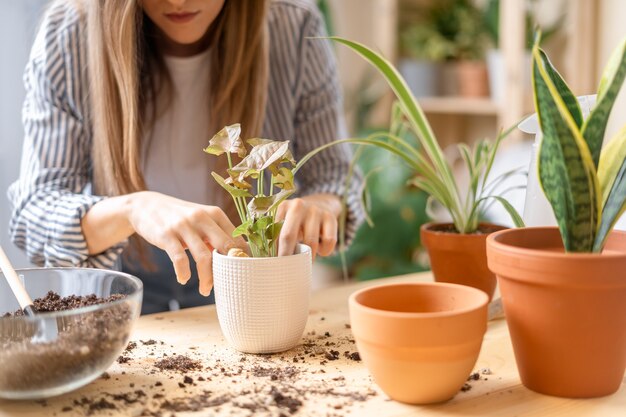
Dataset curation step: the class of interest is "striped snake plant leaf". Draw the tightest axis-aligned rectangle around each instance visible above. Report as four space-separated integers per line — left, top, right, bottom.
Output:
533 45 600 252
536 49 584 130
595 126 626 251
582 39 626 169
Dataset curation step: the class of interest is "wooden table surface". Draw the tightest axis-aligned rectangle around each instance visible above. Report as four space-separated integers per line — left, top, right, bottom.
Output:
1 272 625 417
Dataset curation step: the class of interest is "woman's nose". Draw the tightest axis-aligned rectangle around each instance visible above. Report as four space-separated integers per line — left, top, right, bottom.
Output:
166 0 187 8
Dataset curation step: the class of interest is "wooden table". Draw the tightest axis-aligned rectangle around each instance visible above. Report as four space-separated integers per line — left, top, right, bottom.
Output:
1 272 625 416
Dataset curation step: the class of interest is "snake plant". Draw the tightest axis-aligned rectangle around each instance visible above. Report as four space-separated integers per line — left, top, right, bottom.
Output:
297 37 524 234
532 34 626 252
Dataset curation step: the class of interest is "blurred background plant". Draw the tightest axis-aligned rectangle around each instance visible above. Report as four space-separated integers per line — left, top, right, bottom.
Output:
483 0 564 50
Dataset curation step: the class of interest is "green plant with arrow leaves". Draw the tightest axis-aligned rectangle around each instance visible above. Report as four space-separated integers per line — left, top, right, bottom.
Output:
531 33 626 252
204 124 296 258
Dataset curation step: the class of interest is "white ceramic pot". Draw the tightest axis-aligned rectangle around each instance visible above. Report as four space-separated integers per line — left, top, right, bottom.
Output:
212 244 312 353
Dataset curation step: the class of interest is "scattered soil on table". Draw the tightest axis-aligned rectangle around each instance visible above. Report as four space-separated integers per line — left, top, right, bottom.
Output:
48 322 378 417
460 368 492 393
154 355 202 373
0 291 133 392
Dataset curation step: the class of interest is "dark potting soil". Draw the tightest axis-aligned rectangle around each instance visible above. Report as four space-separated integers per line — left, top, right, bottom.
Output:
0 291 132 392
46 325 377 416
153 355 202 373
429 223 504 235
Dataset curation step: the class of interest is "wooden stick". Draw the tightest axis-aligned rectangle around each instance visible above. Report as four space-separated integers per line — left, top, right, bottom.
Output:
0 245 34 310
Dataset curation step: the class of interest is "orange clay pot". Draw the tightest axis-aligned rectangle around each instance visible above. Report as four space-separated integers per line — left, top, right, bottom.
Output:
349 282 488 404
487 227 626 398
420 222 506 300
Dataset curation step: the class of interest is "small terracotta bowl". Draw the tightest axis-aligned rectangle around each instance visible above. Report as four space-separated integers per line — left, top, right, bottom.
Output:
349 282 488 404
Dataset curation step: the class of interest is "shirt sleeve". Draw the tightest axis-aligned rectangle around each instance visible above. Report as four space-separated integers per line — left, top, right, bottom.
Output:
7 7 125 269
292 7 365 245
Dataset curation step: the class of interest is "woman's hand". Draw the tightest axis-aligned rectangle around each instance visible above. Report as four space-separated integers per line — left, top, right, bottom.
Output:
82 191 245 297
126 192 246 296
275 194 342 259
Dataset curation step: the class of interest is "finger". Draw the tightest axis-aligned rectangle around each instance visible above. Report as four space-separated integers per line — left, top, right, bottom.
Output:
275 200 289 222
302 209 322 261
180 229 214 297
198 217 241 255
318 212 338 256
162 239 191 285
278 201 305 257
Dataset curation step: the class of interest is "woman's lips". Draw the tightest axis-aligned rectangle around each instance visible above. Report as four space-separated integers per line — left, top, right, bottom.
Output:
164 11 200 24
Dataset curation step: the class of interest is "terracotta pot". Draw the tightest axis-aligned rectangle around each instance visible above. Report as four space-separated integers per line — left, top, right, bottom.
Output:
456 60 489 97
487 227 626 398
213 244 312 353
349 282 488 404
420 222 506 300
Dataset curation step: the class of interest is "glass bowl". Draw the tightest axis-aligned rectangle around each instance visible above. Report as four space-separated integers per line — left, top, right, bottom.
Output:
0 268 142 400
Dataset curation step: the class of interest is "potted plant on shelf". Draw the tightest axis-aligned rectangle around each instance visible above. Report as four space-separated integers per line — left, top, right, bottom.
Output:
487 35 626 398
204 124 312 354
398 21 453 98
298 37 524 300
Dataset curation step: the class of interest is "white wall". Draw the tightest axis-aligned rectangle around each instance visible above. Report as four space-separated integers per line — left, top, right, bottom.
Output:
0 0 48 268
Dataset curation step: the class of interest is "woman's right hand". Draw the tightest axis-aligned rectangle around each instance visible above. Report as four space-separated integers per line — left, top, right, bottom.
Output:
126 191 245 296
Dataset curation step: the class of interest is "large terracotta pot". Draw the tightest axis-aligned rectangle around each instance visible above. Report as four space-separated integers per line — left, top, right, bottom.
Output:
487 227 626 398
420 222 506 299
349 282 488 404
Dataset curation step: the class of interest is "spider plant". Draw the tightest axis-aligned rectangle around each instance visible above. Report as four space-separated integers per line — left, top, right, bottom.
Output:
296 37 524 233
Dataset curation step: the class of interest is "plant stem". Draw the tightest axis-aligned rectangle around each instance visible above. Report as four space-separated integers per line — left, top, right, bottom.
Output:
226 153 233 170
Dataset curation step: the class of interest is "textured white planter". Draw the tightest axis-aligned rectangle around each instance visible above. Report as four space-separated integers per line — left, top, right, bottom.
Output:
212 244 312 353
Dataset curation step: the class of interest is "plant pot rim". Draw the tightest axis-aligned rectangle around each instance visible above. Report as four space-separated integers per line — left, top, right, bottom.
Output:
421 222 507 235
349 282 488 320
213 243 311 261
487 227 626 260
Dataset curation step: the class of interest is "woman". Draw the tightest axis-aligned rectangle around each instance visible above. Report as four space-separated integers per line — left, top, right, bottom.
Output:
8 0 363 313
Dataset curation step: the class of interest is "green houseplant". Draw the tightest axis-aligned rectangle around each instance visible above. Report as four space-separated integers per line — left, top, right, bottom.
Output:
204 124 312 353
487 35 626 397
298 37 523 298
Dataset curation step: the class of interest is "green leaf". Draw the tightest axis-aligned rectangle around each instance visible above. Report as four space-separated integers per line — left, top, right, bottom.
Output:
232 218 253 238
252 216 271 234
595 126 626 250
247 190 294 218
272 167 295 190
265 221 284 242
204 124 246 157
211 172 252 198
594 157 626 251
598 126 626 206
532 45 599 252
536 49 584 129
475 196 525 228
583 39 626 169
247 196 274 218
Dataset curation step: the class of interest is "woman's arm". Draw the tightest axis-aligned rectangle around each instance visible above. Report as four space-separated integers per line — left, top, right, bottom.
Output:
8 6 125 269
276 5 365 257
82 191 244 295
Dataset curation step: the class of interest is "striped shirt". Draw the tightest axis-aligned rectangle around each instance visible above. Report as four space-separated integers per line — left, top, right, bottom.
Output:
7 0 363 270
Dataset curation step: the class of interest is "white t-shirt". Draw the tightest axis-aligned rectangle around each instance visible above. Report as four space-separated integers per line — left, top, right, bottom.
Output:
142 50 221 207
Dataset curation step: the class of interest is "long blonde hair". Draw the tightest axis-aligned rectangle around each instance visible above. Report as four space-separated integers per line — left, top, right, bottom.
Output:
84 0 270 197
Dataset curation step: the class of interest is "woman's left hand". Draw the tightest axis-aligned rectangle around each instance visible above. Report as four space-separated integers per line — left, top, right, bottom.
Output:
276 194 342 259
